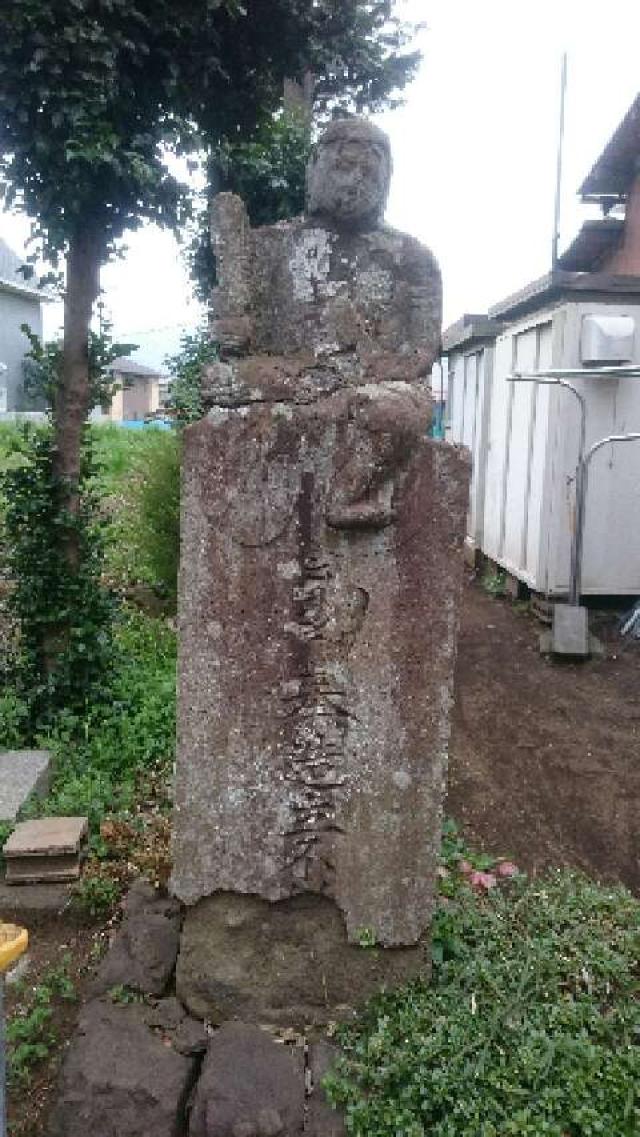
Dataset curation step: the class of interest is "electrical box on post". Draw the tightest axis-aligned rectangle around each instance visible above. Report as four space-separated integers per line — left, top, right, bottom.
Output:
580 314 635 365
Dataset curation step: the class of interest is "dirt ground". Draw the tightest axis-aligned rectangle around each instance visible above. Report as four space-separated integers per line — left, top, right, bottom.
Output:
448 576 640 895
6 914 108 1137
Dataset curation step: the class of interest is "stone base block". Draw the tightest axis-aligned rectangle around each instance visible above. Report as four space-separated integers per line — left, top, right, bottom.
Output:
176 892 428 1027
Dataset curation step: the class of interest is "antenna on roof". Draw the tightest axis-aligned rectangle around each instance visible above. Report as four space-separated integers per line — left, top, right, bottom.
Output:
552 52 568 271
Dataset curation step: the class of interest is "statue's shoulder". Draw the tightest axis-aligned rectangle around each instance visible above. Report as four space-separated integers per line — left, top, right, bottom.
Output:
367 224 441 283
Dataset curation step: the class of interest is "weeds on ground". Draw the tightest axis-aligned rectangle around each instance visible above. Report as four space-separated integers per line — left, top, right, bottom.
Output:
7 957 76 1088
326 868 640 1137
71 873 122 919
480 567 506 597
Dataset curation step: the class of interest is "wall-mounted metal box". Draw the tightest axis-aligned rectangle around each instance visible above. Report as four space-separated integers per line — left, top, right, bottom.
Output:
580 313 635 365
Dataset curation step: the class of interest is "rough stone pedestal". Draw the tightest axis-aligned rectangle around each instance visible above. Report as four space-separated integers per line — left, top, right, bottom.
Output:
172 402 469 1022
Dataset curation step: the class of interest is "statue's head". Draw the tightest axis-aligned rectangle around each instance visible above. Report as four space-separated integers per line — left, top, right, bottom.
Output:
306 118 392 229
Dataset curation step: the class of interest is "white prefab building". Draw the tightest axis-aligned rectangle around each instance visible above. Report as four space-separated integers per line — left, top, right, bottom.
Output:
442 274 640 597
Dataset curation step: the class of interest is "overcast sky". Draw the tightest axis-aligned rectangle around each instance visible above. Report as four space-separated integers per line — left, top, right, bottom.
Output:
1 0 639 368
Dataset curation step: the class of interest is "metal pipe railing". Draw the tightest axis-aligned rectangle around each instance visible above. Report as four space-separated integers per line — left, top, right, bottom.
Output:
507 367 640 605
507 372 586 605
573 432 640 601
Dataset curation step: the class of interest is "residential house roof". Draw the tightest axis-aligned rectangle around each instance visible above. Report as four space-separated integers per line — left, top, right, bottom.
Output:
108 356 161 378
0 237 46 301
557 218 625 272
580 92 640 201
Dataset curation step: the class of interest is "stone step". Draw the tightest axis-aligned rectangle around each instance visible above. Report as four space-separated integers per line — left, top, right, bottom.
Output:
2 816 88 884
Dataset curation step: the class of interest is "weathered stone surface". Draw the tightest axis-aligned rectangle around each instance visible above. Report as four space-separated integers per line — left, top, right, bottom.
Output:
172 118 469 981
47 997 197 1137
145 996 209 1056
306 1042 346 1137
188 1022 304 1137
92 879 181 998
0 750 50 823
172 415 468 947
176 892 426 1026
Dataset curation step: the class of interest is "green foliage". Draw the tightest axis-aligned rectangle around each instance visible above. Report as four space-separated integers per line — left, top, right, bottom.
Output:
72 874 121 919
0 691 30 749
326 873 640 1137
7 957 76 1088
102 428 181 609
481 568 507 598
20 317 137 417
21 608 177 838
165 328 218 425
128 431 181 606
190 109 313 301
108 984 147 1006
219 110 312 226
354 927 378 949
1 426 113 730
0 1 419 267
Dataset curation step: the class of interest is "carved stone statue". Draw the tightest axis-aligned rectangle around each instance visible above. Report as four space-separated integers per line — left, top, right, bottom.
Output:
203 118 441 530
171 119 469 1026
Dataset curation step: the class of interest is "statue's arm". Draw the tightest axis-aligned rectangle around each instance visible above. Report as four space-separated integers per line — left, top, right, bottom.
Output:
403 238 443 377
210 192 253 356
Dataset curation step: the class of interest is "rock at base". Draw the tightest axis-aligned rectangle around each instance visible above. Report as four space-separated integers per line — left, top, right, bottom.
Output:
306 1042 346 1137
47 997 198 1137
91 879 181 998
188 1022 304 1137
176 892 426 1027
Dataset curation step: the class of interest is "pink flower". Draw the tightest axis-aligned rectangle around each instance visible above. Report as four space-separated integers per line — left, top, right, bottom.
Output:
469 870 497 892
496 861 518 878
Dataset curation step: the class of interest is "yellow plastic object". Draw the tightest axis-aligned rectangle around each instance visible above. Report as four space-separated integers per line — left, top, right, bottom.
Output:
0 924 28 974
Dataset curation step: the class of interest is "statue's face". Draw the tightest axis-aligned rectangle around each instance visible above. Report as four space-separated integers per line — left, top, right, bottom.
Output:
307 133 390 228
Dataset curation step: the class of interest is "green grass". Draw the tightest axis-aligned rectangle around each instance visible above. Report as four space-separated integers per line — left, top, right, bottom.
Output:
91 423 181 607
326 872 640 1137
0 606 176 842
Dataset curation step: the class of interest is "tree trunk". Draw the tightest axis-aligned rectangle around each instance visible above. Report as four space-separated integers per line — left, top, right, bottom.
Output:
40 228 101 675
53 227 101 559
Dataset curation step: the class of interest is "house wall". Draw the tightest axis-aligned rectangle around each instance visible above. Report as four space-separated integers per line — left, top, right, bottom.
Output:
445 343 494 557
0 290 43 411
482 299 640 596
122 377 150 421
108 371 160 421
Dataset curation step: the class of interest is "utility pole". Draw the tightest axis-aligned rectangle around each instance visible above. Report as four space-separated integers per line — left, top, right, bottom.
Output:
552 52 568 270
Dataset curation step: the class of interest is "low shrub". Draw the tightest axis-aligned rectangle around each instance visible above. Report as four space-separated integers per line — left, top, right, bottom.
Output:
326 872 640 1137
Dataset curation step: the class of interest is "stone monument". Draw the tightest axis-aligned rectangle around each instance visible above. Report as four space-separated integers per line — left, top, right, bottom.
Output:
172 119 469 1025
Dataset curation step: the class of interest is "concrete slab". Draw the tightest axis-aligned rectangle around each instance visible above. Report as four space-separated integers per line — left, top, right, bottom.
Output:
3 816 88 856
3 817 89 884
0 877 72 914
0 750 51 823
